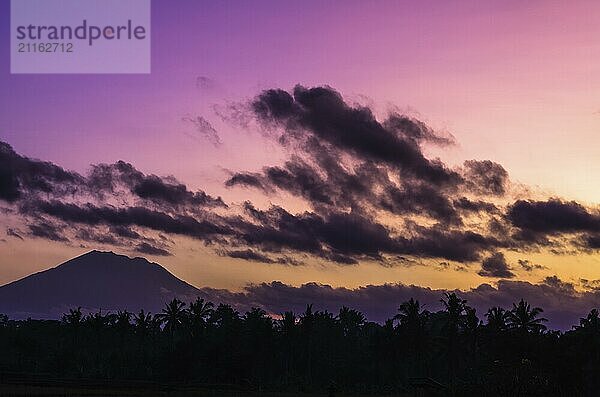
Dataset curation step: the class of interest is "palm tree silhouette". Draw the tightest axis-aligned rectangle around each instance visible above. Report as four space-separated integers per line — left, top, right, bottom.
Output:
14 294 600 393
394 298 429 330
188 297 214 335
440 293 467 329
395 298 430 378
157 298 187 335
279 311 297 334
62 307 83 326
506 299 547 333
463 307 479 331
485 307 508 332
278 311 297 382
210 303 240 328
576 308 600 332
299 304 315 385
134 310 158 335
115 310 132 330
440 293 468 391
338 306 365 337
574 309 600 394
85 310 113 331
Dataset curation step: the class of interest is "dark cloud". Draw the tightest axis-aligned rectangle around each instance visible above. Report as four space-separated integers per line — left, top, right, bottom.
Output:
1 84 597 269
182 115 221 146
462 160 508 196
580 278 600 291
226 149 383 213
0 142 225 218
133 175 222 207
195 76 216 91
403 227 497 262
453 197 498 214
28 221 69 242
26 200 230 241
224 249 275 262
135 242 172 257
260 160 334 205
226 138 463 226
507 199 600 233
383 114 455 147
252 85 461 185
478 252 515 278
380 183 460 225
437 262 468 272
220 249 301 266
88 161 225 209
0 142 82 203
518 259 547 272
0 137 587 271
321 252 359 265
225 172 267 191
6 137 487 265
583 234 600 249
109 226 141 240
235 204 495 263
0 166 20 202
213 101 254 130
309 212 398 258
233 204 398 263
73 225 173 257
200 275 598 330
6 228 24 240
233 204 323 255
542 275 577 295
76 228 120 246
230 86 519 239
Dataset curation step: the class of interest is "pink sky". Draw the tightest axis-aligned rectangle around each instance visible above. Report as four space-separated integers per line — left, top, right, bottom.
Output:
1 0 599 290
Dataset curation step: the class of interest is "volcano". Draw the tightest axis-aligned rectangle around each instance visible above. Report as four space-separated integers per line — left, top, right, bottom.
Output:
0 250 203 319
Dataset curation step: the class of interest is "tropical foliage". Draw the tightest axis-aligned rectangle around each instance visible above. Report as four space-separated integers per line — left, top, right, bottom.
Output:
0 294 598 395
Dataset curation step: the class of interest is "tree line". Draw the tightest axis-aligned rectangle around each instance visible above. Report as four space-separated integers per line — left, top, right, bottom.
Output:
1 293 599 396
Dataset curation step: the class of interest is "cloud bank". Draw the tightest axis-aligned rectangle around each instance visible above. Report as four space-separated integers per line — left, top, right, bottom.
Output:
203 276 600 330
0 85 598 274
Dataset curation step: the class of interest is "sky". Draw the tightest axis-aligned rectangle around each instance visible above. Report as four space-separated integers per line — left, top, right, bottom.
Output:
1 0 599 325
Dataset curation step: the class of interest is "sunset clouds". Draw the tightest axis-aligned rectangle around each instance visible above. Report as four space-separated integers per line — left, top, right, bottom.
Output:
1 85 598 278
1 0 600 331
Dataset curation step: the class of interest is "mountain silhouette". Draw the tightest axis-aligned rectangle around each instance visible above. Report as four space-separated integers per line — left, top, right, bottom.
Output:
0 250 203 319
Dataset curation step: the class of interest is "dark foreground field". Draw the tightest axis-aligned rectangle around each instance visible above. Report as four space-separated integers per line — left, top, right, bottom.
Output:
0 381 415 397
0 373 428 397
0 386 336 397
0 385 337 397
2 295 599 396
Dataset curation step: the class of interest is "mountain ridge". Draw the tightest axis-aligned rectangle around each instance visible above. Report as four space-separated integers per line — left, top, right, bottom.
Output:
0 250 204 319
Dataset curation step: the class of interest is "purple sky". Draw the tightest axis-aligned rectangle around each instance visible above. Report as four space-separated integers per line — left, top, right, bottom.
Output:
3 0 599 201
1 0 600 325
